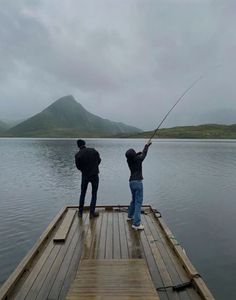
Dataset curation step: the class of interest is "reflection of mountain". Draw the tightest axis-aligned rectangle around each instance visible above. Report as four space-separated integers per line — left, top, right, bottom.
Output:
5 95 141 137
32 139 78 191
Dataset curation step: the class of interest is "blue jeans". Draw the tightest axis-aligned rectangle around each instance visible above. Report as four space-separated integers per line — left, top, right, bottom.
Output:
128 180 143 226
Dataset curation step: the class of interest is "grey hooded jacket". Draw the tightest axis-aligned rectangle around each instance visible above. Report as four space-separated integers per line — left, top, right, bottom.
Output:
125 144 149 181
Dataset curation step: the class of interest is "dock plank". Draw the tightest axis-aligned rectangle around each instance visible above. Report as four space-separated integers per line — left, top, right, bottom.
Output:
24 244 61 299
89 212 103 259
13 239 55 299
148 214 199 300
97 211 108 259
24 210 79 300
66 259 160 300
82 217 98 260
48 213 91 300
146 215 191 300
34 215 81 300
0 207 67 300
142 215 180 300
123 213 143 259
118 212 129 259
53 209 76 243
138 228 168 300
113 210 121 259
105 212 113 259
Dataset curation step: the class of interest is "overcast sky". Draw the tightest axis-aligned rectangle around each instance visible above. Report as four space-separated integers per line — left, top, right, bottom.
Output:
0 0 236 130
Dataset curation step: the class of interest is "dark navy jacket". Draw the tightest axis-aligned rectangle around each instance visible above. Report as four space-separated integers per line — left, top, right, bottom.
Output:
75 146 101 177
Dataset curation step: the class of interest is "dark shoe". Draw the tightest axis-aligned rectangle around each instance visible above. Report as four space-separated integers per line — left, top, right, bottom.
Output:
89 211 99 218
78 211 83 218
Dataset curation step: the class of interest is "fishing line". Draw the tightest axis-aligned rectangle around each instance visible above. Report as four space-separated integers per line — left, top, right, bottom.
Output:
148 64 221 142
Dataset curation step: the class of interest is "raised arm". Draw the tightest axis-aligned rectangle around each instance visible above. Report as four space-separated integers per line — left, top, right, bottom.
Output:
137 141 152 161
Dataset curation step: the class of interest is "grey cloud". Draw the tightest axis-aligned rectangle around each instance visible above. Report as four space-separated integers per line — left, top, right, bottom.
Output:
0 0 236 129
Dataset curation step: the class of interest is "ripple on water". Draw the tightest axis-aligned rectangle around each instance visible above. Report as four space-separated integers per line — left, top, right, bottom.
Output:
1 139 236 299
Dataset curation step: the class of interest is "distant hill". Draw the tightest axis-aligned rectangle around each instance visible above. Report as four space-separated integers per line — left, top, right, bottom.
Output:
4 95 141 137
0 120 9 133
0 119 23 133
125 124 236 139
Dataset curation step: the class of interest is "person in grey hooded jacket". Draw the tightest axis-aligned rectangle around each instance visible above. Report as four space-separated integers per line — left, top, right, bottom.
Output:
125 141 151 230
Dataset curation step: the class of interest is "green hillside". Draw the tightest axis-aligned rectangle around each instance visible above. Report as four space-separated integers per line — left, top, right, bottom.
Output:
125 124 236 139
4 95 141 137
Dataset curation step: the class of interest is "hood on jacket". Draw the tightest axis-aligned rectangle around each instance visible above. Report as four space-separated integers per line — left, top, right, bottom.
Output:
125 148 136 159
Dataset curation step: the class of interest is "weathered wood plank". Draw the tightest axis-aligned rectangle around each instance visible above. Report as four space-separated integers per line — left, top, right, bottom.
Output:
123 213 143 259
0 206 67 300
13 239 55 299
35 216 81 299
148 214 201 300
48 213 91 300
89 212 103 259
118 212 129 259
113 211 121 259
142 215 180 300
158 217 199 276
138 228 169 300
145 215 190 300
82 217 98 260
96 211 108 259
24 244 61 299
153 213 214 299
24 210 80 299
192 277 215 300
53 209 76 243
66 259 160 300
105 212 113 259
67 297 159 300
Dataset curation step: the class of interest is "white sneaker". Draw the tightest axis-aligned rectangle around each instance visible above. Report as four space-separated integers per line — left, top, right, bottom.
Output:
132 224 144 230
127 217 133 221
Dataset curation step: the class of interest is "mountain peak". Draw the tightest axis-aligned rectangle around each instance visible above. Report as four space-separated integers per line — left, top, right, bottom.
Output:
6 95 141 137
51 95 77 106
45 95 86 114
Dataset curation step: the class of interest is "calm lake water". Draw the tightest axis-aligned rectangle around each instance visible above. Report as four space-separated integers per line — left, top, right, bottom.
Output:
0 138 236 299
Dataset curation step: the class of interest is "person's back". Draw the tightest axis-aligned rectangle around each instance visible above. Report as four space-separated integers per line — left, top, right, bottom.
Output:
126 145 149 181
75 147 100 177
75 139 101 218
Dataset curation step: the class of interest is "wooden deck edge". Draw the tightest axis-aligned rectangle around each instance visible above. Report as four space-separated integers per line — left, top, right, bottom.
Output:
0 206 68 300
192 277 215 300
53 210 77 242
151 208 215 300
67 204 152 209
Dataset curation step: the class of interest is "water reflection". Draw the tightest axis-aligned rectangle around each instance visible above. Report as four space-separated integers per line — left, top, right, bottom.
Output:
1 139 236 299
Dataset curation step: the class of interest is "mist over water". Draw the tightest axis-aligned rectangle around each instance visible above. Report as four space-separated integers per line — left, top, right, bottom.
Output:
0 138 236 299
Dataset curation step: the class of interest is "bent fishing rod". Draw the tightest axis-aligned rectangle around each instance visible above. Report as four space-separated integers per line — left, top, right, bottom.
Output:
148 65 221 142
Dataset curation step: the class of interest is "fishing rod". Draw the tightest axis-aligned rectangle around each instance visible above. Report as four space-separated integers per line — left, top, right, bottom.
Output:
148 65 221 142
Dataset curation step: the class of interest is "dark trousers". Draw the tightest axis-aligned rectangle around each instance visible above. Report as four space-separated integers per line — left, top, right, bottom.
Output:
79 174 99 215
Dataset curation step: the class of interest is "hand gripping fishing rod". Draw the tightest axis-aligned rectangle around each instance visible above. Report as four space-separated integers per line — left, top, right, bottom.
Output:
148 65 221 142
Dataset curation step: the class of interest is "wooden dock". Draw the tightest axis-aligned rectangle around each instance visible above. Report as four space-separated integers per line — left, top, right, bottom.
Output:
0 205 215 300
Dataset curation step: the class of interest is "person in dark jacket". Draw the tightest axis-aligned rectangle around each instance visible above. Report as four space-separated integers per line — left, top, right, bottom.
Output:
75 139 101 218
125 141 151 230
